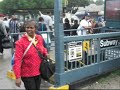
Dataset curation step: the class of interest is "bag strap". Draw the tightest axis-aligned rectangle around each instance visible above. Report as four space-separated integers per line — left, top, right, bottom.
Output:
33 44 54 75
22 36 35 59
32 44 54 62
32 44 46 60
12 36 35 65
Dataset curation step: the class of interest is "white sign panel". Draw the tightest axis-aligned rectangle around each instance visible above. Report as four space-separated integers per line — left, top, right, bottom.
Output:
68 42 82 62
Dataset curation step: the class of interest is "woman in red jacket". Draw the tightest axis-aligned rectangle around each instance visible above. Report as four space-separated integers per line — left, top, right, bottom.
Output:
13 19 49 89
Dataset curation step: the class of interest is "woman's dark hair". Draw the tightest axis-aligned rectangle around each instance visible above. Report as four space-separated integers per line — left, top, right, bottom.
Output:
24 19 37 29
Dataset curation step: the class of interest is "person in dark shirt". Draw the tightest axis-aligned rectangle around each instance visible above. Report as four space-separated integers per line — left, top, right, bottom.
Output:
37 17 48 51
9 15 20 48
0 14 8 55
71 20 79 35
63 18 71 36
38 17 47 31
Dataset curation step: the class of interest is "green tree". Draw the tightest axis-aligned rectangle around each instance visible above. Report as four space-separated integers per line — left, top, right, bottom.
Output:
95 0 104 5
0 0 90 14
0 0 54 14
89 0 95 4
65 0 90 13
67 0 90 7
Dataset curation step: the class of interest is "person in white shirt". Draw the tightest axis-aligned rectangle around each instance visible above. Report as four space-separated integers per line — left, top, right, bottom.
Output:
41 12 54 42
40 12 54 50
3 17 10 33
77 13 92 35
41 12 53 31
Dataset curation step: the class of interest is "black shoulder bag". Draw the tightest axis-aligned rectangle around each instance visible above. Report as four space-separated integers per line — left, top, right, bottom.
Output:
33 44 55 82
2 37 12 49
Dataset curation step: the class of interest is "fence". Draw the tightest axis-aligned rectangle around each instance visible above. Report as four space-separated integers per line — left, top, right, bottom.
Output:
9 31 54 55
54 31 120 87
9 29 120 88
9 27 105 55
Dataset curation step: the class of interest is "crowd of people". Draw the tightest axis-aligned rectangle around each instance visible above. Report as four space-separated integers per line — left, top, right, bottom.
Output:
0 11 54 55
0 11 105 89
0 11 105 56
63 12 104 36
0 12 53 89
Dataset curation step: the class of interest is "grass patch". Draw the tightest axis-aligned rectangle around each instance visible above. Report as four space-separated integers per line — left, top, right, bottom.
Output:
97 69 120 84
111 69 120 76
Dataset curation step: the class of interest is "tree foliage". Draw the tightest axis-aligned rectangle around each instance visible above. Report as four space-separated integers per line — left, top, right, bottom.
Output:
0 0 90 14
65 0 90 13
67 0 90 7
95 0 104 5
0 0 54 14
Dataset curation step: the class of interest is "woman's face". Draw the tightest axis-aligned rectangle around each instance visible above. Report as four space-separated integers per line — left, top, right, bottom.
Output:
25 24 36 38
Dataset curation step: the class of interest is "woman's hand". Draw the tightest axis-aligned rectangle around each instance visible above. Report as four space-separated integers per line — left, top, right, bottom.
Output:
15 78 21 87
90 29 93 34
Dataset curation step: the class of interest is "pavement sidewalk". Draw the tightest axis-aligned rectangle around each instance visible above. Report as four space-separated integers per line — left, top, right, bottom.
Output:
0 48 55 89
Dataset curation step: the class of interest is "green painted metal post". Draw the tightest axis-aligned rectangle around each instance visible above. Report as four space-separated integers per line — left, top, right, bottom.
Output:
97 38 101 74
54 0 65 86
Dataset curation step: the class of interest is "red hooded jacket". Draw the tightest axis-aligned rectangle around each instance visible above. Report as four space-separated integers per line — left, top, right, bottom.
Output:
13 34 48 79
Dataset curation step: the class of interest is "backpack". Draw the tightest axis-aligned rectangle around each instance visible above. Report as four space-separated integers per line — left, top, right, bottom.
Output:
38 23 47 31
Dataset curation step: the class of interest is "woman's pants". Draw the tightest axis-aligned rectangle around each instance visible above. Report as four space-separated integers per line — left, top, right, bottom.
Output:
21 75 41 90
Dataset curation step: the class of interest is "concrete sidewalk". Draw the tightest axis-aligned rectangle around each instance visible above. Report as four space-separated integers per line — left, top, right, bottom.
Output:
0 48 55 89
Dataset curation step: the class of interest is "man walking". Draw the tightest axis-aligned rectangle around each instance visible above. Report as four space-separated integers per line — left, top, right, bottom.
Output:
9 15 20 48
0 14 8 55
